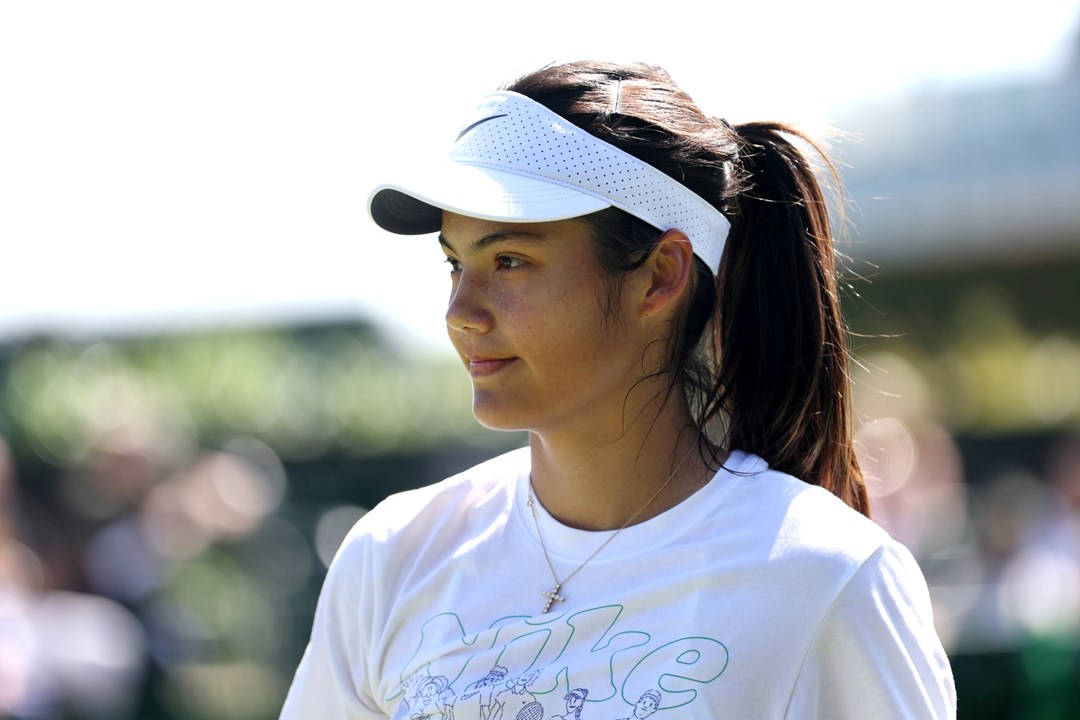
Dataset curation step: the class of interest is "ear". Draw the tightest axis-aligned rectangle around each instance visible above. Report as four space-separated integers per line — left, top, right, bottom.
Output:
638 229 694 319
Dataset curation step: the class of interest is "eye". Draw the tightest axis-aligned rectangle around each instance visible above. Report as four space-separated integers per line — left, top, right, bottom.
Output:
444 256 462 273
496 255 526 270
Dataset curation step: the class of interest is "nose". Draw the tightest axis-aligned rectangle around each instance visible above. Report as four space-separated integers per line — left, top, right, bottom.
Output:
445 271 495 334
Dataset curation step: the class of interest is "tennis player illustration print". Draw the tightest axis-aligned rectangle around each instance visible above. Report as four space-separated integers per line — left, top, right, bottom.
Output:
394 671 456 720
491 669 543 720
461 665 509 720
612 690 661 720
549 688 588 720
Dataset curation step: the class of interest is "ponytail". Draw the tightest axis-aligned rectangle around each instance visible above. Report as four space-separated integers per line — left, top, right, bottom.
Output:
507 62 869 516
711 123 869 515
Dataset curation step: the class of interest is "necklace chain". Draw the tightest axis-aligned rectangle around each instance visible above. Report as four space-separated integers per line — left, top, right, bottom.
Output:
526 445 696 614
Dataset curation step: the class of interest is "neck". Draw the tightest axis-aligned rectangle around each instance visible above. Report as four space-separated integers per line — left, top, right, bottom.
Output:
527 382 719 531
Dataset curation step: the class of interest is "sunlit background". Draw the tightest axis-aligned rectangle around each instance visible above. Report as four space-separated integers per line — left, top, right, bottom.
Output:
2 1 1079 718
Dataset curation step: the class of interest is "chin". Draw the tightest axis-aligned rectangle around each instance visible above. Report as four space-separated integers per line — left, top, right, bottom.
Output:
471 405 528 433
470 392 539 433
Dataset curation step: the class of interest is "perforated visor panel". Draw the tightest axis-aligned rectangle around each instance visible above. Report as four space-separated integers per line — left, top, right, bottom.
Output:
368 91 728 271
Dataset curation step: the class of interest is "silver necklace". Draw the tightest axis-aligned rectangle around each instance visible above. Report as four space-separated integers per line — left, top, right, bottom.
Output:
525 447 695 614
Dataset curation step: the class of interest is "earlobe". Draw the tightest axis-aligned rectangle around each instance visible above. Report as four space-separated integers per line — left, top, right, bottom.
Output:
640 230 694 319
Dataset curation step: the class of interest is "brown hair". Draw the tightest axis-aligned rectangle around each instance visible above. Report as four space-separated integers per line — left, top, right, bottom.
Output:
506 61 869 516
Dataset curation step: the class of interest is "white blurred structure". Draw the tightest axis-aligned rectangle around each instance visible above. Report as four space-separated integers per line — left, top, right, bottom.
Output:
841 34 1080 267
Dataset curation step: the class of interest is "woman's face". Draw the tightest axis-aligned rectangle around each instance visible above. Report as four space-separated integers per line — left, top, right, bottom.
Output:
440 213 651 435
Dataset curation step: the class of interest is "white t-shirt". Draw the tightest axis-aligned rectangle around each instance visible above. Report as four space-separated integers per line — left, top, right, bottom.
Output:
281 448 956 719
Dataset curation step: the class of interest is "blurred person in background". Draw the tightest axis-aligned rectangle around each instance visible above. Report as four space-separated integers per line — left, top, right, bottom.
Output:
282 61 956 719
0 434 147 720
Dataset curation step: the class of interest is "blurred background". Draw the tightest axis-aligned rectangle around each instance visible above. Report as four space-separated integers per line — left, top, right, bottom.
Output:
1 1 1079 718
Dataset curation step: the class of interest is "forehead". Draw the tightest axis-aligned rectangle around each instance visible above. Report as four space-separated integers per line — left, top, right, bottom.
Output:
439 212 595 252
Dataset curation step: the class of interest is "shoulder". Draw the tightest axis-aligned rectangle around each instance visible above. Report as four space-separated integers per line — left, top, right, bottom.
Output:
733 452 888 547
333 446 528 562
720 451 903 587
722 455 955 716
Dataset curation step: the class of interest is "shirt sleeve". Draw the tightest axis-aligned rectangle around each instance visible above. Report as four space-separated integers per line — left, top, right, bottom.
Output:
785 541 957 719
279 533 385 719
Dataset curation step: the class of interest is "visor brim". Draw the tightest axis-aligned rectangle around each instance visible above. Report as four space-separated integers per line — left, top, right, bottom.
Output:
369 161 612 235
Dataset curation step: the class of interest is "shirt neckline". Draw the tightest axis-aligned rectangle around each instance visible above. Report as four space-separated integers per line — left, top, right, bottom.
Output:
511 449 766 563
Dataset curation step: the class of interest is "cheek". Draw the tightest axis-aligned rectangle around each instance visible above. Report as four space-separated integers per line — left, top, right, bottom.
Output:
508 283 598 346
529 301 608 370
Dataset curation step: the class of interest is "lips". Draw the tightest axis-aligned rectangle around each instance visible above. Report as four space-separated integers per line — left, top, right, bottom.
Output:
465 356 517 378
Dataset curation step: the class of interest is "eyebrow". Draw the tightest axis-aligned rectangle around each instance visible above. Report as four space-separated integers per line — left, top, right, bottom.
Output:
437 229 548 256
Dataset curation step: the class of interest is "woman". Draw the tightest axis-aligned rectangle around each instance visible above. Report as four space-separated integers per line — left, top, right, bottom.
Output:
281 61 956 719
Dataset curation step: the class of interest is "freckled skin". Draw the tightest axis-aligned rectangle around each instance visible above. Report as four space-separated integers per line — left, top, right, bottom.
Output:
441 213 649 438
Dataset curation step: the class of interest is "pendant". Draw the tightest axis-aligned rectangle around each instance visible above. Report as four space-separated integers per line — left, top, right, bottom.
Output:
541 583 564 614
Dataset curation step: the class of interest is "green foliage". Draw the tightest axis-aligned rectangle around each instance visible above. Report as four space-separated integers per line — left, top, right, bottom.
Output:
0 323 490 466
843 254 1080 433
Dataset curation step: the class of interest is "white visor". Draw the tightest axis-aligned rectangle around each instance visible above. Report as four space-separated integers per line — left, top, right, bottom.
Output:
368 91 730 273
